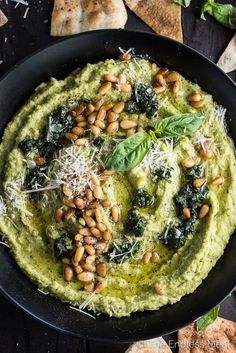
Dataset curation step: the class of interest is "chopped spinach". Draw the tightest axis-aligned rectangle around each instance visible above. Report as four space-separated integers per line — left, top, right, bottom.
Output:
106 239 140 263
92 136 105 148
126 83 159 118
151 165 173 182
185 165 204 181
54 234 74 259
126 209 147 237
24 164 48 190
132 189 154 208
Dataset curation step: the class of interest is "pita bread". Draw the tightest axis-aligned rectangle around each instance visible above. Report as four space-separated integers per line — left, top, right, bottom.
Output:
124 0 183 43
217 34 236 73
125 337 172 353
0 9 8 27
178 317 236 353
51 0 128 36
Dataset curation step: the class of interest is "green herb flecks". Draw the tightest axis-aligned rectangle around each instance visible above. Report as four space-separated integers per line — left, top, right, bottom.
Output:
201 0 236 29
151 165 173 182
127 209 147 237
185 165 204 181
132 189 154 208
195 305 220 331
106 239 140 263
24 164 49 191
92 136 105 148
54 234 73 259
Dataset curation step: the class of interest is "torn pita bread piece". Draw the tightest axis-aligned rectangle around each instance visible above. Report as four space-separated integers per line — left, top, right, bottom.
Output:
51 0 128 36
0 9 8 27
125 337 173 353
217 34 236 74
178 317 236 353
125 0 183 43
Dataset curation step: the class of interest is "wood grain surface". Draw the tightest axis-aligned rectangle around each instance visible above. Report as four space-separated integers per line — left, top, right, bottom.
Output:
0 1 235 352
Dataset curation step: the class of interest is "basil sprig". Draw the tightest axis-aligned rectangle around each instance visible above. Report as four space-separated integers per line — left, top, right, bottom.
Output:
195 305 220 331
106 113 204 172
173 0 191 8
201 0 236 29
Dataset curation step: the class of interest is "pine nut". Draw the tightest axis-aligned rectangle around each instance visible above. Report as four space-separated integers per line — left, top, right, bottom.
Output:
84 236 97 245
93 186 104 200
142 251 152 265
84 282 94 292
111 206 120 223
74 197 86 210
95 280 107 293
84 209 94 217
85 103 95 115
90 125 100 136
158 67 169 76
107 111 119 123
65 132 78 141
96 109 106 121
62 257 71 265
126 128 136 137
94 242 106 254
104 74 118 83
154 86 166 94
120 120 137 130
187 93 201 102
193 178 206 188
91 227 102 238
63 196 76 208
154 283 165 295
95 120 106 129
85 255 96 264
75 138 89 146
91 173 100 186
212 176 224 186
119 53 131 61
156 74 166 86
89 200 100 209
97 222 107 232
103 169 115 176
190 100 205 108
102 103 114 111
96 263 107 277
78 217 86 226
55 207 63 223
74 246 85 263
75 104 86 115
181 158 195 168
172 81 180 94
113 101 125 114
183 207 191 219
64 209 74 221
199 204 210 219
72 126 85 136
78 272 94 282
77 121 87 127
199 149 213 159
33 156 46 166
79 228 91 236
85 245 95 256
82 263 96 272
74 265 83 274
166 71 180 82
151 252 160 263
86 188 93 201
102 199 111 208
107 121 119 135
137 126 145 132
74 233 83 241
94 99 103 111
62 184 73 197
95 209 102 223
87 112 97 125
119 83 132 93
64 266 73 282
99 81 112 95
102 230 111 241
83 215 96 228
74 115 86 123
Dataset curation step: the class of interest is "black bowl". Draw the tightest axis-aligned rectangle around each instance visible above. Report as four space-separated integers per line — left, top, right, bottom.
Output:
0 30 236 343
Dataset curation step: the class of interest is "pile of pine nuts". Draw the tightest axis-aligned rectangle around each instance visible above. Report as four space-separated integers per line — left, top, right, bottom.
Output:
153 67 181 95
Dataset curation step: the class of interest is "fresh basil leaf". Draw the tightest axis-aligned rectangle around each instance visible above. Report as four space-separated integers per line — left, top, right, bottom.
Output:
201 0 236 29
106 132 151 172
195 305 220 331
173 0 191 8
155 113 204 138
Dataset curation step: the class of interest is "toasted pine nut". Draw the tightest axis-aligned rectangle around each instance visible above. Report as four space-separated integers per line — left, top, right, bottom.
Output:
78 217 86 226
78 271 94 282
119 53 131 61
199 149 213 159
84 236 97 245
113 101 125 114
96 263 107 277
91 173 100 186
75 104 86 115
84 209 94 217
111 206 120 223
90 125 100 136
64 209 74 221
74 233 83 241
106 121 119 135
119 83 132 93
151 252 160 263
198 204 210 219
74 246 85 263
55 207 63 223
102 199 111 208
94 242 106 254
89 200 100 209
102 230 111 241
74 197 86 210
65 132 78 141
82 263 96 272
120 120 137 130
75 138 89 146
183 207 191 219
77 121 87 128
181 158 195 168
79 228 91 236
83 215 96 228
193 178 206 188
33 156 46 166
62 184 73 197
94 209 102 223
99 81 112 95
166 71 180 82
63 196 76 208
212 176 224 186
84 282 94 292
172 81 180 94
95 120 106 129
94 99 103 111
142 251 152 265
85 103 95 115
74 115 86 123
107 111 119 123
154 283 165 295
62 257 71 265
95 280 107 293
158 67 169 76
64 266 73 282
126 128 136 137
85 255 96 264
93 186 104 200
104 74 118 83
190 100 205 108
154 86 166 94
86 188 93 201
91 227 102 238
72 126 85 136
102 103 114 111
96 109 106 121
87 112 97 124
187 93 202 102
85 245 95 256
156 74 166 86
103 169 115 176
137 126 145 132
97 222 107 232
74 265 83 274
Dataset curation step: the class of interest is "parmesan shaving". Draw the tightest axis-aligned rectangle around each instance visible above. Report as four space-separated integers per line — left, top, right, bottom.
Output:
79 291 96 310
23 7 29 18
5 178 33 216
69 305 96 319
10 0 29 6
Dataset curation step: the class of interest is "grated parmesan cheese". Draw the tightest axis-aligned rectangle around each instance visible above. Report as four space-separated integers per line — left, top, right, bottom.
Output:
69 305 96 320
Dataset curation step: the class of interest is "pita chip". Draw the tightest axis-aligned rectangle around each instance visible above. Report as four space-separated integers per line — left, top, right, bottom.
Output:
178 317 236 353
124 0 183 43
218 34 236 73
51 0 128 36
0 10 8 27
125 337 173 353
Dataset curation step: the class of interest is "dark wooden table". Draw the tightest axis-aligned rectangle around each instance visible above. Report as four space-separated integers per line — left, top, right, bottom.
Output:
0 1 235 352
